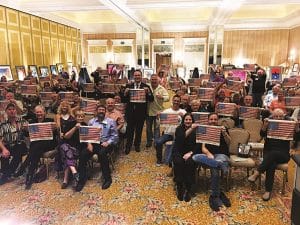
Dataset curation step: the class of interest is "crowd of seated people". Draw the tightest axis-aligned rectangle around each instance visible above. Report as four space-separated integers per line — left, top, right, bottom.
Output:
0 66 299 213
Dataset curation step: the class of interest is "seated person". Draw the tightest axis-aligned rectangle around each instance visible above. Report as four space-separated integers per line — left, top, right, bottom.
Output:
155 95 186 165
269 89 286 114
173 113 200 202
23 105 58 189
192 113 231 211
0 103 28 185
105 98 126 134
58 110 87 189
5 91 24 115
248 108 299 200
75 104 118 191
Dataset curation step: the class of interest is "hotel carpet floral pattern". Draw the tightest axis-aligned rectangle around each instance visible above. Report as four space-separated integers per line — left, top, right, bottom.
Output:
0 147 292 225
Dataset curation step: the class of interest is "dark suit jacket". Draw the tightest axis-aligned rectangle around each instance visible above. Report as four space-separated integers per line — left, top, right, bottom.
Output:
120 82 154 120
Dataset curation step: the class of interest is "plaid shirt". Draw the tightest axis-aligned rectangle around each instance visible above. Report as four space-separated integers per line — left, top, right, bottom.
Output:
0 117 28 147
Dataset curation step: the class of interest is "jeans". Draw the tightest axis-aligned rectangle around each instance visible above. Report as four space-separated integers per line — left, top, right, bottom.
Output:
146 116 160 144
154 134 173 162
192 153 229 196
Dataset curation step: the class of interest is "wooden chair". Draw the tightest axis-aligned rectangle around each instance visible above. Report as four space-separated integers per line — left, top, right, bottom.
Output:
243 119 264 157
228 128 255 189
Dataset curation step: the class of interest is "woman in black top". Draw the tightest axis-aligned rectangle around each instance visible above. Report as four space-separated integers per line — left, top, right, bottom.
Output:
173 113 200 202
24 105 58 189
248 108 300 201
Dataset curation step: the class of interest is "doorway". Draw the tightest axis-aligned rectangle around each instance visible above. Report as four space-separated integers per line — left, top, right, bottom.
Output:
155 53 172 72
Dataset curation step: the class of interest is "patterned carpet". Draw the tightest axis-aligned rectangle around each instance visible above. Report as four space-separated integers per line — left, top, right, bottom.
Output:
0 145 293 225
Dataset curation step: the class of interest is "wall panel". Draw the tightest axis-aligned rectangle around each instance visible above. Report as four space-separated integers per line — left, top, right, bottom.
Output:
66 40 72 62
288 26 300 65
59 39 66 65
20 32 33 65
32 34 43 65
42 36 51 66
51 38 59 64
223 29 289 67
7 30 22 77
0 28 9 64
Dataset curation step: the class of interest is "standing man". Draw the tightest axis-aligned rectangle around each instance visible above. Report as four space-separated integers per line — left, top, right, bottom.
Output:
146 74 169 148
0 103 28 185
121 70 154 154
75 105 118 191
251 69 266 107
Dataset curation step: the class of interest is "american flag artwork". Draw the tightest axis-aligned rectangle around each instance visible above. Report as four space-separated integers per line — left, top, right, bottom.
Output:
198 88 215 101
101 83 116 93
282 78 297 88
192 112 209 125
196 125 222 146
169 81 181 90
188 78 201 87
267 119 296 141
159 113 180 127
82 83 95 92
80 99 98 114
226 80 243 92
59 92 74 102
129 89 146 103
285 97 300 109
216 103 237 117
79 126 101 144
21 85 37 95
239 106 260 119
206 82 222 89
28 122 54 141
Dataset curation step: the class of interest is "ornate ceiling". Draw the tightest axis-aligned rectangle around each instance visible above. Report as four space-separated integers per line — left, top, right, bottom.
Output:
2 0 300 33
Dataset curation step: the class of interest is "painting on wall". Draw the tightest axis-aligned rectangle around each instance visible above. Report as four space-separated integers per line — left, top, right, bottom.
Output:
0 65 13 81
39 66 49 77
15 65 26 81
143 68 154 79
28 65 39 77
56 63 64 73
50 65 58 75
292 63 299 73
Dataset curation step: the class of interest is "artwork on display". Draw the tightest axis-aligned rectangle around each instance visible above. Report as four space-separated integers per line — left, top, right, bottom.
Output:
28 65 39 77
50 65 58 75
143 68 154 79
39 66 49 77
106 63 125 77
231 69 247 81
56 63 64 73
269 66 283 81
292 63 299 72
15 65 26 81
0 65 13 81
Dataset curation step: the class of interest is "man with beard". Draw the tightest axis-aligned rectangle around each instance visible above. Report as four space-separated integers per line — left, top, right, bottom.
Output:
75 105 119 191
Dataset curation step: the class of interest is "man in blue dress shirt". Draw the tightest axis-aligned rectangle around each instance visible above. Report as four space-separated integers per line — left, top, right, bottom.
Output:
75 104 118 191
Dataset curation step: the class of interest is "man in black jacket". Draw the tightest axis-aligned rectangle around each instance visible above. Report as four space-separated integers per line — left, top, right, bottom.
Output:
121 70 154 154
251 69 266 107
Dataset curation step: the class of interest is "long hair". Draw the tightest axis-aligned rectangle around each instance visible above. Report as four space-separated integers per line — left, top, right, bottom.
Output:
180 113 194 127
57 101 72 115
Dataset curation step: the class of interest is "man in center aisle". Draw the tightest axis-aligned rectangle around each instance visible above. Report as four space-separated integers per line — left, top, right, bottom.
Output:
120 70 154 154
146 74 169 148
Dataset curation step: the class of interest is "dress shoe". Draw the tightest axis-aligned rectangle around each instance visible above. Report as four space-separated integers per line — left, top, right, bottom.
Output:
176 183 184 201
184 191 191 202
146 142 152 148
102 179 112 190
209 195 222 212
135 146 141 152
220 192 231 207
0 175 8 185
125 148 131 155
262 192 271 201
61 182 68 189
75 182 85 192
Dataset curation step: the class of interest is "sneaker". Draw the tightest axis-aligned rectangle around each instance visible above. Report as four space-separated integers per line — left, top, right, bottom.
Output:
209 195 222 211
156 160 162 166
220 192 231 207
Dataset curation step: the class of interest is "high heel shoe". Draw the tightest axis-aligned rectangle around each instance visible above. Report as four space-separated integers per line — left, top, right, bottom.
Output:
248 171 259 183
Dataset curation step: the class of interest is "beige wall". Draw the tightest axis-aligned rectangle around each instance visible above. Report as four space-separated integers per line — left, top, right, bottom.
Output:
0 6 81 79
223 29 290 67
288 26 300 65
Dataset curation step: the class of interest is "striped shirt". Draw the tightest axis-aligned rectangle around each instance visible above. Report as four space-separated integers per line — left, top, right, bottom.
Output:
0 117 28 146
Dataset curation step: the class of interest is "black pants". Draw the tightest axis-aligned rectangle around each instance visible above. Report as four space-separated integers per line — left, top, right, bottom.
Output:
173 155 196 190
126 115 145 150
0 142 27 177
27 140 56 175
252 92 264 107
258 151 290 192
77 143 112 184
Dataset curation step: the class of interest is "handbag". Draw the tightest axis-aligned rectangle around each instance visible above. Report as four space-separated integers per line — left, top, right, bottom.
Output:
237 143 251 158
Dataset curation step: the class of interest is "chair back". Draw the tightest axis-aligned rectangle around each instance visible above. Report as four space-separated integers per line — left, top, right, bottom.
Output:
218 117 235 129
228 128 250 155
242 118 263 142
